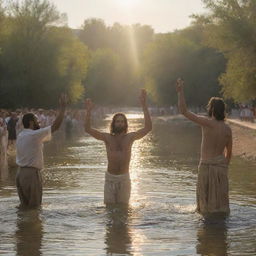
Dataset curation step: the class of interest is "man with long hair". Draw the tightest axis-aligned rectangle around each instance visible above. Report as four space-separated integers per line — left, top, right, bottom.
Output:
176 78 232 216
85 89 152 204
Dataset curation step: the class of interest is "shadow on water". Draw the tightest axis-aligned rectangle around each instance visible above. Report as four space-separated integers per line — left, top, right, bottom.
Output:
197 216 228 256
104 204 132 255
15 208 43 256
0 156 9 181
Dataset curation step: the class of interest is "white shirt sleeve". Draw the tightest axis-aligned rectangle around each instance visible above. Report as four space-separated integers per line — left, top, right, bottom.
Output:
32 126 52 142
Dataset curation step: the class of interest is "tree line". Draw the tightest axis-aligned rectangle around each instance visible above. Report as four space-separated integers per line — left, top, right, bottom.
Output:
0 0 254 109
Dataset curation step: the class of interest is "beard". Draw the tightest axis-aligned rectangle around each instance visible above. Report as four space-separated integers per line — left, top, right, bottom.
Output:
113 126 125 134
33 123 40 130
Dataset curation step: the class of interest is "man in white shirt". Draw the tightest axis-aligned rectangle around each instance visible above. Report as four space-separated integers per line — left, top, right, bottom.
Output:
16 94 67 208
38 109 47 128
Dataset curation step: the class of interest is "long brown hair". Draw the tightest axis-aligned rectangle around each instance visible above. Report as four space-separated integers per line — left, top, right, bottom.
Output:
207 97 226 121
110 113 128 135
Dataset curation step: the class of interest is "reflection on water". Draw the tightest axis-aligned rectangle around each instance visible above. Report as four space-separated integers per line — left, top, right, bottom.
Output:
105 205 132 255
0 115 255 255
16 209 43 256
197 220 228 256
0 153 9 181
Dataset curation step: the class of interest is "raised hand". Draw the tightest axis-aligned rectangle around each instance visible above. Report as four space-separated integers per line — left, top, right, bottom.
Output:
176 78 184 93
85 98 93 111
139 89 147 106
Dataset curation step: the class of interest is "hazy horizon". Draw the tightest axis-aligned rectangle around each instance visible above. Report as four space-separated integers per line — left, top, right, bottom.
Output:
51 0 206 33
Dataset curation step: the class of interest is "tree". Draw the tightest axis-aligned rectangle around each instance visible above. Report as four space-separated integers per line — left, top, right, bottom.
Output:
79 21 154 106
142 26 225 106
79 18 109 50
0 0 89 108
48 27 89 104
85 49 124 105
197 0 256 102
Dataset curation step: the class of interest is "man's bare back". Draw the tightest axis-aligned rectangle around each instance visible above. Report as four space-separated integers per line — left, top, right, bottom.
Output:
201 119 232 161
176 78 232 164
176 79 232 214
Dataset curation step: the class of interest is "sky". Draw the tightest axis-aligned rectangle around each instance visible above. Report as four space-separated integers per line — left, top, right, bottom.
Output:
50 0 207 33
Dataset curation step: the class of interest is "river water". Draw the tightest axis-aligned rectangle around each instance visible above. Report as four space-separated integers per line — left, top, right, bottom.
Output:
0 114 255 255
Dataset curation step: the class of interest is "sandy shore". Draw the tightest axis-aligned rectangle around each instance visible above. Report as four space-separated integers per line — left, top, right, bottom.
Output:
228 121 256 161
156 115 256 161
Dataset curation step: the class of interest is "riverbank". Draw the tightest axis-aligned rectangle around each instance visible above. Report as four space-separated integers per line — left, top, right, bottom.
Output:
156 115 256 161
227 119 256 161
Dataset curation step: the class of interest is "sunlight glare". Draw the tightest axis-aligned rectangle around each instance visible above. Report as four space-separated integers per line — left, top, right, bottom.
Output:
118 0 140 8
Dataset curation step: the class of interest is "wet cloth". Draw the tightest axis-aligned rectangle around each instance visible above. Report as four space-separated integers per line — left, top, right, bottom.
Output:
104 172 131 204
197 155 230 215
16 167 42 208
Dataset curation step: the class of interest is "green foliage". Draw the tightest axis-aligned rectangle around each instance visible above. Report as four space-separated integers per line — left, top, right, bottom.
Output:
79 18 226 107
2 0 254 108
143 26 225 106
79 19 154 106
198 0 256 102
0 0 88 108
85 49 126 105
48 27 89 103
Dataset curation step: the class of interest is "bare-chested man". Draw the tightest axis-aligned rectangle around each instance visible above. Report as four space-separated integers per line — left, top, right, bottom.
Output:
176 78 232 216
85 89 152 204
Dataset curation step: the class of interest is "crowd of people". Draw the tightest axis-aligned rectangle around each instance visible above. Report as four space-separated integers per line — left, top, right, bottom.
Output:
0 102 253 169
0 106 115 169
0 107 105 166
230 104 256 122
239 105 256 122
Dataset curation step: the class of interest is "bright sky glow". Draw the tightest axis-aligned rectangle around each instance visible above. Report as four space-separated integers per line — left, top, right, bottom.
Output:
50 0 206 33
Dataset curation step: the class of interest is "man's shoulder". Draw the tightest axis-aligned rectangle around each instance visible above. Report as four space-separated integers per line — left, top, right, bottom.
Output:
223 121 231 129
102 132 111 139
126 132 138 140
127 132 136 136
22 126 51 135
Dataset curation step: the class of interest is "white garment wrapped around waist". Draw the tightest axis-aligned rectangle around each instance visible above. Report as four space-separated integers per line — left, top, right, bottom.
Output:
200 155 228 168
104 172 131 204
105 172 130 182
197 154 230 215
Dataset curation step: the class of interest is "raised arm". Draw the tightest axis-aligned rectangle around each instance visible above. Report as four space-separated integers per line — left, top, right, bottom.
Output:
84 99 107 141
51 94 68 133
176 78 212 127
132 89 152 141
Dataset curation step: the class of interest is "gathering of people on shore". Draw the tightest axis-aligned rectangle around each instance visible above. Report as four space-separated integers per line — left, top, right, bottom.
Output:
229 104 256 122
0 106 106 158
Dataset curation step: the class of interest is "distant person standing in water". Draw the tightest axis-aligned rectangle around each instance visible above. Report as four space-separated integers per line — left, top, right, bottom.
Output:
176 78 232 216
16 94 68 208
7 112 18 149
85 89 152 205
